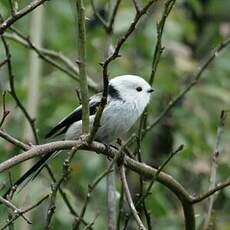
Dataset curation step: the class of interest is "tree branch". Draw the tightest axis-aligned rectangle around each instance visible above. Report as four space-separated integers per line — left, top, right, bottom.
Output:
88 0 160 143
3 31 98 92
0 195 49 230
120 165 146 230
76 0 90 134
145 37 230 134
1 35 39 144
0 0 50 35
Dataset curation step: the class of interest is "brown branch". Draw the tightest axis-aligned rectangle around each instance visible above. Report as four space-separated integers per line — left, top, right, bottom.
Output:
119 165 146 230
0 0 50 35
0 129 29 150
123 145 183 228
191 179 230 204
0 140 195 230
2 137 228 229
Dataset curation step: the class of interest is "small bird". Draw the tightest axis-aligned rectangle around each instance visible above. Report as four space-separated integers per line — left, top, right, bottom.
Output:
4 75 154 196
46 74 154 143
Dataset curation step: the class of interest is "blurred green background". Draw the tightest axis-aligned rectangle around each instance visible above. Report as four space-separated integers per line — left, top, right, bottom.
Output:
0 0 230 229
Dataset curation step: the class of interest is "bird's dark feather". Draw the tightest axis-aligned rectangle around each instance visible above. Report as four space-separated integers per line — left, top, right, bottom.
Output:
45 85 122 139
3 152 53 198
45 100 100 138
108 84 122 100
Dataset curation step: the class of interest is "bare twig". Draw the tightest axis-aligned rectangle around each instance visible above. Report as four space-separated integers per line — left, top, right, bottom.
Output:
76 0 90 134
73 154 117 229
145 37 230 134
116 182 124 230
8 0 16 16
0 195 49 230
123 145 183 228
0 92 10 128
0 0 50 35
88 0 159 143
204 110 226 229
1 35 39 144
149 0 176 85
89 0 108 30
82 213 99 230
0 139 199 230
133 114 151 230
44 177 66 229
0 196 31 224
1 139 229 230
132 0 141 13
0 130 29 150
191 179 230 204
107 0 122 33
0 58 8 68
120 165 146 230
138 0 176 137
4 31 98 91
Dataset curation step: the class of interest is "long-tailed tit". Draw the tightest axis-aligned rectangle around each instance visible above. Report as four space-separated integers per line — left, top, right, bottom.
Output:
4 75 154 196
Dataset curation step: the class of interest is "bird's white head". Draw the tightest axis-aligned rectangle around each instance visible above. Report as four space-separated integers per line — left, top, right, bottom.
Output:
109 75 154 111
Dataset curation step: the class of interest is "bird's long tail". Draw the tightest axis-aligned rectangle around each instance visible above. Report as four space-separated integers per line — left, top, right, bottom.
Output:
3 151 60 199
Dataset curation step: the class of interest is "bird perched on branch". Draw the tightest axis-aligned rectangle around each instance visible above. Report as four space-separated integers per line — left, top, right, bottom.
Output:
4 75 154 197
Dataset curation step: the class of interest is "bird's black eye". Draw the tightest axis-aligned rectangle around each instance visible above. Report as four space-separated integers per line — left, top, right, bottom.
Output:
136 86 142 92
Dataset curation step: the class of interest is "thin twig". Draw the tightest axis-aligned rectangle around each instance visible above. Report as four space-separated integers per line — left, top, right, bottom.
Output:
73 154 117 229
120 165 146 230
191 179 230 204
132 0 141 13
134 114 152 230
89 0 108 30
137 145 183 205
0 195 49 230
138 0 176 135
0 130 29 150
0 58 8 68
1 35 39 144
204 110 226 229
150 0 176 85
107 0 122 33
0 92 10 128
44 145 80 229
0 196 31 224
116 182 124 230
0 0 50 35
76 0 90 134
145 37 230 134
88 0 159 143
123 145 183 228
4 31 98 91
82 213 99 230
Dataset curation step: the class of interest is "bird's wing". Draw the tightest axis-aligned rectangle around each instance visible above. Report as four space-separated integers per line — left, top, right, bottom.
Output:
45 93 102 138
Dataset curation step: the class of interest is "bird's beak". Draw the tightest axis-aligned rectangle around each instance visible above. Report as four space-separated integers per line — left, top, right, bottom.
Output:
148 88 154 93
